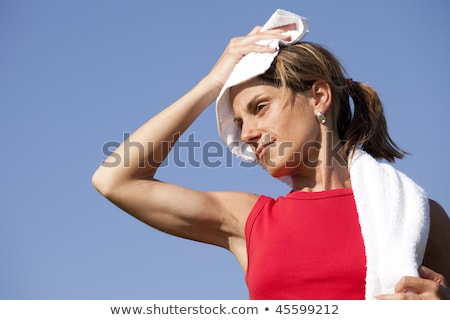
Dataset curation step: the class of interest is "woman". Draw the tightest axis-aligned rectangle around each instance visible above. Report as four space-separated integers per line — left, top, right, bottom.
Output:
92 10 449 299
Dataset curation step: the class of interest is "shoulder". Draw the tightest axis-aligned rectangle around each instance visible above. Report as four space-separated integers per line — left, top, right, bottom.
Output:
428 199 450 236
423 199 450 281
201 190 261 237
206 191 261 220
428 199 450 242
429 199 448 216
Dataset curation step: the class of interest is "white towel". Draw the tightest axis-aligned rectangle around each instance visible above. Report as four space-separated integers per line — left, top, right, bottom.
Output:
349 149 430 299
216 9 309 161
215 9 431 299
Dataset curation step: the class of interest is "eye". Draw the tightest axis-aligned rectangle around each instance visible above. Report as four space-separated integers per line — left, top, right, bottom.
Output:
256 103 268 113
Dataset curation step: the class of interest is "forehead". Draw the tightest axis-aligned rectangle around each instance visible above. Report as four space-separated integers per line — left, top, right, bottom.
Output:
230 78 278 113
230 78 264 98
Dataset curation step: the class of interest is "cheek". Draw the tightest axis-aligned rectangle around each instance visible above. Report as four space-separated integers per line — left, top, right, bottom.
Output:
266 102 320 145
277 123 319 147
266 123 321 166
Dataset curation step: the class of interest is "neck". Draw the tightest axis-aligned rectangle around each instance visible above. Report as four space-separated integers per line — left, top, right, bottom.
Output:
290 131 351 192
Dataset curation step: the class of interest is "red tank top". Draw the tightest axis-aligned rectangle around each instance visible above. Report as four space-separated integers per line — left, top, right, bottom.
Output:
245 188 366 300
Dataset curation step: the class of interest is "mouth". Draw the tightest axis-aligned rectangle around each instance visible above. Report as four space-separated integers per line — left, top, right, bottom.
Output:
256 141 275 160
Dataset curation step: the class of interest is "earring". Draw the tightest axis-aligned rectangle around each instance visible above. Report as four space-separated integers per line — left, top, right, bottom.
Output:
316 111 326 124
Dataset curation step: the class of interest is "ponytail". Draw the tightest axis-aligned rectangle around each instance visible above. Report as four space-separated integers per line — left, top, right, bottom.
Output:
264 42 407 163
339 81 407 162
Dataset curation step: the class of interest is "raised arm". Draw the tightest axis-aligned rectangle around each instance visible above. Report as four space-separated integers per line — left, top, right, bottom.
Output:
91 27 292 265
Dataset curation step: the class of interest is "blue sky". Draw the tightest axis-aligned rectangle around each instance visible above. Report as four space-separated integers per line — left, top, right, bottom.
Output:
1 0 449 299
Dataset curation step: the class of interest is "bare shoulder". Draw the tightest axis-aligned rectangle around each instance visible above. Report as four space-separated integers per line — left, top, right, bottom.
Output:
429 199 450 231
423 199 450 280
205 190 261 228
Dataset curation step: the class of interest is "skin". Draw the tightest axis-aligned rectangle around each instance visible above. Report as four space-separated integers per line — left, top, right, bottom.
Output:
92 26 449 299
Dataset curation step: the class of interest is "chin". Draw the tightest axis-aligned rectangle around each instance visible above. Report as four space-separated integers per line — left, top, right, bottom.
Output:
261 162 292 179
261 156 301 178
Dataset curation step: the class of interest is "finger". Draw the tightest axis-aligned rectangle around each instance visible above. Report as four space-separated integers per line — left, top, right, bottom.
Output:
228 31 291 57
226 37 276 60
374 293 424 300
395 276 428 294
395 275 445 299
247 23 297 36
419 266 448 286
249 29 292 44
247 26 262 35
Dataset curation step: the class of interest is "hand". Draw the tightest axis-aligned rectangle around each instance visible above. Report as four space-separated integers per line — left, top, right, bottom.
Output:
206 24 296 92
375 266 450 300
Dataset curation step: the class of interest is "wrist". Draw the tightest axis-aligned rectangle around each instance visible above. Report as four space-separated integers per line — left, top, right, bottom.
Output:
200 74 224 98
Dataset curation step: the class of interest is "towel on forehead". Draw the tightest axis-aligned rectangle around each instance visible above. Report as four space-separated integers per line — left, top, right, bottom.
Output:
215 9 309 161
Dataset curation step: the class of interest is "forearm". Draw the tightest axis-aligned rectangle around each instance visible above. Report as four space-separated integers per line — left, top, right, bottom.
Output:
92 76 220 191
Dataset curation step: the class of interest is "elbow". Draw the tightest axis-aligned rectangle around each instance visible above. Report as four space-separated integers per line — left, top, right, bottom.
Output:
91 165 116 198
92 164 138 200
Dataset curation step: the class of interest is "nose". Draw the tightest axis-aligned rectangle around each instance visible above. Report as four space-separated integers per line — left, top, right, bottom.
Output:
240 119 261 148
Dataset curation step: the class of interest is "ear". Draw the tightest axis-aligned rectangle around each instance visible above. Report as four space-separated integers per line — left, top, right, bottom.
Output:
310 80 332 114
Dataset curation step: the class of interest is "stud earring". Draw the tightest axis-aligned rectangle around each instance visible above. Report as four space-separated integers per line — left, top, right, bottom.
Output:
316 111 326 124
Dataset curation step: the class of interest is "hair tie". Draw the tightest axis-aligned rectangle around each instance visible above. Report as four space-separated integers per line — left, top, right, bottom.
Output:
345 78 356 97
346 78 353 87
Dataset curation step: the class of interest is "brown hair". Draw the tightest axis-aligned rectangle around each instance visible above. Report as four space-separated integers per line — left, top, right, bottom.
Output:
258 42 406 162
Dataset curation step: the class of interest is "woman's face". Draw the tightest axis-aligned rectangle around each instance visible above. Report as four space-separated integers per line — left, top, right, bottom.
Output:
231 78 321 178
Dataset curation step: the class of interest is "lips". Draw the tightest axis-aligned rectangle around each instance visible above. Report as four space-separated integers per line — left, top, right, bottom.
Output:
256 141 275 160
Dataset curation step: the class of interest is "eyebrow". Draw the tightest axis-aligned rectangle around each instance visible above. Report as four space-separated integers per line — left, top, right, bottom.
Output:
233 94 265 123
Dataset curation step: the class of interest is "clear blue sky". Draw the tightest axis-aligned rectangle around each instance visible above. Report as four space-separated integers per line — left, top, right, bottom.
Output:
1 0 449 299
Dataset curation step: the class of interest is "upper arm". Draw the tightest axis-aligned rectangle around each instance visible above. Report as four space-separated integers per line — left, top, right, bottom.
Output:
97 178 258 251
423 199 450 281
